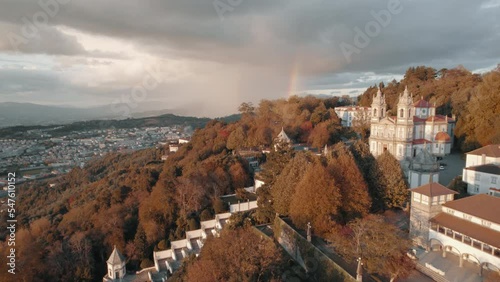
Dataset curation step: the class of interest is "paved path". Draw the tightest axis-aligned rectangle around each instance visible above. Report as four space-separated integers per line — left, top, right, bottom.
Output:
438 152 465 187
416 249 483 282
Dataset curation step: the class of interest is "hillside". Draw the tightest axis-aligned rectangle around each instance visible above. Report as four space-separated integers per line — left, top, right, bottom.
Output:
0 113 241 139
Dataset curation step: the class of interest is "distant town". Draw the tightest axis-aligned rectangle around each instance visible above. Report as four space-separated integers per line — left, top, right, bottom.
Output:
0 125 192 185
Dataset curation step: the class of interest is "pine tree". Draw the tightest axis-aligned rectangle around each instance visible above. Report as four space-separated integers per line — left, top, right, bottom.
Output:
376 151 409 209
289 161 341 235
328 145 371 222
271 152 311 216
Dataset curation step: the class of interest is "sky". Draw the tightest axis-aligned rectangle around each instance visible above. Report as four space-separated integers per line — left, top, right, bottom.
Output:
0 0 499 117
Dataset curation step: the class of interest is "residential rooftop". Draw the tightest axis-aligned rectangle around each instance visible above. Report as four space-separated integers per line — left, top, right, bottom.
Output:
467 144 500 157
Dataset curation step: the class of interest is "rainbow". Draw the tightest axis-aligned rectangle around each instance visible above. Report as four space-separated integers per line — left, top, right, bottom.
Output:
287 60 300 99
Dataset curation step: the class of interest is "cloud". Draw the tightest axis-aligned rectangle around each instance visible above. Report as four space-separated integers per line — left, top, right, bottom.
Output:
0 0 499 116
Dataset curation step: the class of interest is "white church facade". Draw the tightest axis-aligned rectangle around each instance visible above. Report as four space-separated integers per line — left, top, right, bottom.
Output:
369 87 455 161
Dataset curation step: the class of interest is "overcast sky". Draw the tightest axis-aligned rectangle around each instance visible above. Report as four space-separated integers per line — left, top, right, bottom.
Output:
0 0 499 117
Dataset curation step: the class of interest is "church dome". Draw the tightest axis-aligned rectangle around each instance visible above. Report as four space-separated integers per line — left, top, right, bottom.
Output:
410 147 439 172
435 131 451 143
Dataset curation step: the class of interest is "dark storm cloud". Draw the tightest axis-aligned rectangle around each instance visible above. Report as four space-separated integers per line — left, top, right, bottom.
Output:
0 0 499 115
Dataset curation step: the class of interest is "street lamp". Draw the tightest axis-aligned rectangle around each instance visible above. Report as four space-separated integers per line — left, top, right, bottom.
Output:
356 257 363 281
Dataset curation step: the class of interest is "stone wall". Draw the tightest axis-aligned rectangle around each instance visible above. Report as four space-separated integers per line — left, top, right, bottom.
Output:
273 217 357 282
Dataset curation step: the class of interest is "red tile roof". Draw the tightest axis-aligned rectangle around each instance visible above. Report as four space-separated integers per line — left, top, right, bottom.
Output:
435 132 451 142
442 194 500 224
413 116 426 122
467 144 500 157
410 182 458 197
412 139 432 145
430 213 500 248
414 99 433 108
426 115 454 123
465 163 500 175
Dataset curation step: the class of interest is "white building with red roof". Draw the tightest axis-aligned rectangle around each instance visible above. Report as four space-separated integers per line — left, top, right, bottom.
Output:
410 184 500 273
369 86 455 160
463 144 500 196
333 106 371 127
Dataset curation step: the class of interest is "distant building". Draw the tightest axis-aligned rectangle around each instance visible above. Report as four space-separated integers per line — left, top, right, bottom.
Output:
410 184 500 272
275 127 292 144
334 106 371 127
369 86 455 160
463 145 500 196
169 144 179 153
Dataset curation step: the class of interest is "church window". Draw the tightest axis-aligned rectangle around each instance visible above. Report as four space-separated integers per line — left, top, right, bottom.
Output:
400 109 404 118
374 108 377 116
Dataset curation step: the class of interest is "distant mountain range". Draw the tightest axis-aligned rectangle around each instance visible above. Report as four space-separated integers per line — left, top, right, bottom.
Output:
0 102 200 128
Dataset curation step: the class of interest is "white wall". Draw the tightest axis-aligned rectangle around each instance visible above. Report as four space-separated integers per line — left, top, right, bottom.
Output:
463 169 500 195
408 171 439 189
466 155 500 168
229 200 258 213
429 230 500 268
254 179 264 190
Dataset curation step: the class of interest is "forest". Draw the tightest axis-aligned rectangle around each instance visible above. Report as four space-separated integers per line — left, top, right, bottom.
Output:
0 65 498 281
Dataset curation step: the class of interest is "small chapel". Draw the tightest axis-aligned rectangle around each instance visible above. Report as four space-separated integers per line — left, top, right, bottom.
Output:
103 246 126 281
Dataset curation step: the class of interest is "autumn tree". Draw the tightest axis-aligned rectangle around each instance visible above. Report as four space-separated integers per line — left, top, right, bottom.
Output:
331 215 413 281
328 145 371 223
183 228 284 281
289 161 342 235
350 141 385 211
226 126 247 150
238 102 255 115
255 145 294 223
376 151 409 209
271 152 311 216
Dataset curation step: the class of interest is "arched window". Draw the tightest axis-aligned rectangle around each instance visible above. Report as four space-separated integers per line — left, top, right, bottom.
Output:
408 108 411 117
374 108 377 117
400 109 404 118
